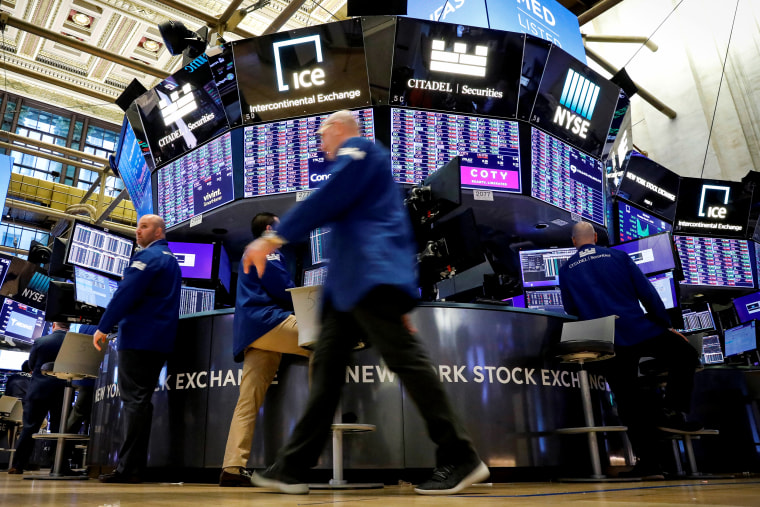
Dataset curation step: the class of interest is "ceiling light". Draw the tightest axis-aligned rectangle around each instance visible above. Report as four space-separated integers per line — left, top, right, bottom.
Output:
72 12 91 27
142 39 160 52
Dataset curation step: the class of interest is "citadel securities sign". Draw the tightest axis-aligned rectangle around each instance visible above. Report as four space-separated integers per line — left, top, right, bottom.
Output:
232 18 371 123
405 0 586 63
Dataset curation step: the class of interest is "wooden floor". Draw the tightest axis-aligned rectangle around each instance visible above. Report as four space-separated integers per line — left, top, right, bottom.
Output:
3 472 760 506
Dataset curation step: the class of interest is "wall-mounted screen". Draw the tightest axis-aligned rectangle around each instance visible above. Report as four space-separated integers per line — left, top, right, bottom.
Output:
610 232 676 276
126 104 155 171
390 108 520 185
674 177 752 239
616 151 679 221
310 227 330 265
233 18 371 124
74 266 119 309
389 17 523 118
243 109 374 197
0 299 45 344
207 44 242 127
303 265 328 287
724 321 758 357
66 220 134 279
134 54 229 167
733 291 760 324
617 201 672 243
168 242 215 279
460 153 521 193
524 288 565 313
530 127 605 225
519 247 576 288
180 286 215 315
646 271 677 310
674 235 754 288
157 131 235 229
0 253 12 288
115 118 153 218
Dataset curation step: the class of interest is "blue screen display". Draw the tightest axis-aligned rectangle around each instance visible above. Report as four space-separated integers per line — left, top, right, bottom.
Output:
610 232 676 276
733 291 760 324
117 120 153 219
617 201 672 243
724 321 757 357
74 266 119 309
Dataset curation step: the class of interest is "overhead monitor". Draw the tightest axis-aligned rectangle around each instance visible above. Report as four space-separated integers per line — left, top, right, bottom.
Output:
616 201 672 243
133 53 230 167
0 299 46 345
168 241 215 280
310 228 330 265
733 291 760 324
674 235 754 288
114 117 153 218
724 321 758 357
460 153 521 193
389 17 523 118
610 232 677 276
207 44 243 127
0 253 12 288
232 18 371 124
679 302 715 334
646 271 677 310
0 349 29 370
391 108 520 185
616 151 680 221
530 127 606 225
73 266 119 309
243 109 374 197
65 220 134 279
524 288 565 314
180 286 216 315
156 131 235 229
674 177 752 239
518 247 576 288
517 35 552 121
701 334 724 365
303 265 328 287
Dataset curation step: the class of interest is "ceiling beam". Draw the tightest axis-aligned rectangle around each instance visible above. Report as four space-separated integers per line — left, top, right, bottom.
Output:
0 61 117 103
0 130 110 166
578 0 625 26
155 0 257 38
5 198 135 236
262 0 308 35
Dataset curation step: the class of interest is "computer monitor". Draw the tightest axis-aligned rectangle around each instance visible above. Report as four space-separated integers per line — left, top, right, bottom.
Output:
679 302 715 334
0 298 46 345
47 237 73 279
0 253 12 288
310 228 330 265
179 286 216 316
616 201 672 243
406 157 463 227
610 232 677 276
646 271 677 310
733 291 760 324
65 220 135 279
303 266 328 287
113 117 153 219
518 247 577 288
524 288 565 314
167 241 230 296
0 349 29 370
724 321 759 357
73 266 119 309
701 334 724 365
674 235 754 288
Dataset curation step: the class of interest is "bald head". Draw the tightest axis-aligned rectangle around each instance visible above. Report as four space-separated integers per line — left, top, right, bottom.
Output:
318 110 360 160
571 222 597 249
136 214 166 248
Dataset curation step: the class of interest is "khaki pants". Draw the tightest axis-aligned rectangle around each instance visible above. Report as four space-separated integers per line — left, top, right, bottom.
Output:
222 315 309 469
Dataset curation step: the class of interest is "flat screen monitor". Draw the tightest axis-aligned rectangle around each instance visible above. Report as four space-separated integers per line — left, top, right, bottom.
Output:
733 291 760 324
180 286 215 315
390 108 520 185
616 151 679 220
674 177 752 239
519 247 576 288
73 266 119 309
460 153 521 193
303 265 328 287
617 201 672 243
0 299 45 344
610 232 677 276
701 334 724 365
724 321 758 357
168 242 215 279
530 127 606 225
646 271 677 310
679 302 715 334
207 44 242 127
114 118 153 218
524 288 565 313
0 349 29 370
218 244 231 295
156 131 235 229
310 228 330 265
242 109 374 197
674 235 754 288
0 253 12 287
65 220 135 279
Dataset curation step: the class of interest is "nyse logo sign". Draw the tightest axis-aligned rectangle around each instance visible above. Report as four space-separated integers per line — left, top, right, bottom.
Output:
698 184 730 219
274 35 325 92
552 69 600 139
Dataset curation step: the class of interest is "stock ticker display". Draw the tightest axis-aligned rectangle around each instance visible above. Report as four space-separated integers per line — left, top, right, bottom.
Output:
674 235 754 288
242 109 374 197
390 108 520 185
157 132 235 228
67 222 134 278
531 127 605 225
617 201 672 242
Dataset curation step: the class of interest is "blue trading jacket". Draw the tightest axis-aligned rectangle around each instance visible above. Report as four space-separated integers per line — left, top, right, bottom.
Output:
97 239 182 354
26 329 66 400
277 137 419 312
233 251 295 362
559 244 672 347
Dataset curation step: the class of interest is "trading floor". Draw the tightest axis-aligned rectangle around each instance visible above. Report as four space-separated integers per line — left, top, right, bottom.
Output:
3 474 760 506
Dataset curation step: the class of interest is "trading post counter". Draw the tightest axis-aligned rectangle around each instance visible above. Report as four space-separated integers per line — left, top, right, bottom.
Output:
89 303 630 474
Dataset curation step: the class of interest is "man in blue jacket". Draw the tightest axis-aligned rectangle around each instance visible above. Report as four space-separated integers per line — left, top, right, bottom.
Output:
8 322 69 474
559 221 701 478
244 110 488 495
93 214 181 483
220 212 309 487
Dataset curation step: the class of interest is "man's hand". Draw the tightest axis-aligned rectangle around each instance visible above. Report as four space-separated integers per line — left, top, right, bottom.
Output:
93 330 108 351
402 314 417 335
242 238 278 277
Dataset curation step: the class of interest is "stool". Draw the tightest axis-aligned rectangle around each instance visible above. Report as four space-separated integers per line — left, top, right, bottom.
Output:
0 395 23 470
659 428 729 479
553 316 633 482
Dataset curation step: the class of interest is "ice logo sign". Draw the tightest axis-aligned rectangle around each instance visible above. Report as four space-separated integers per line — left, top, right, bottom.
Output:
552 69 600 139
159 83 198 127
698 184 730 219
429 39 488 77
274 35 325 92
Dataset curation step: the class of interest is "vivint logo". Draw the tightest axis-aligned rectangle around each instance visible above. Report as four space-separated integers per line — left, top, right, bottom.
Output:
552 69 600 139
698 184 731 219
160 83 198 127
274 35 325 92
429 40 487 77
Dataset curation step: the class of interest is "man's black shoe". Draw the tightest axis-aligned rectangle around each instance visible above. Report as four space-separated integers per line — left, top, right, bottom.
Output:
618 463 665 480
98 471 142 484
657 409 705 433
219 467 253 487
414 459 490 495
7 467 23 475
250 463 308 494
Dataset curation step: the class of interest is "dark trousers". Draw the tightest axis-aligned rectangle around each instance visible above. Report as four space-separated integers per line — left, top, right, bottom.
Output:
14 388 64 469
66 385 93 434
116 349 167 476
277 286 476 475
601 330 699 464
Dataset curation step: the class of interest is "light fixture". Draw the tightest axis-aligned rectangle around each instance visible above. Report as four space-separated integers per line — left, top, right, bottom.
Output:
157 20 207 59
142 39 161 52
72 12 91 27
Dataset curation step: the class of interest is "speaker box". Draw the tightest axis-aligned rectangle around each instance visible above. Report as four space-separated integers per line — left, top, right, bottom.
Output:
115 79 148 112
346 0 407 16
